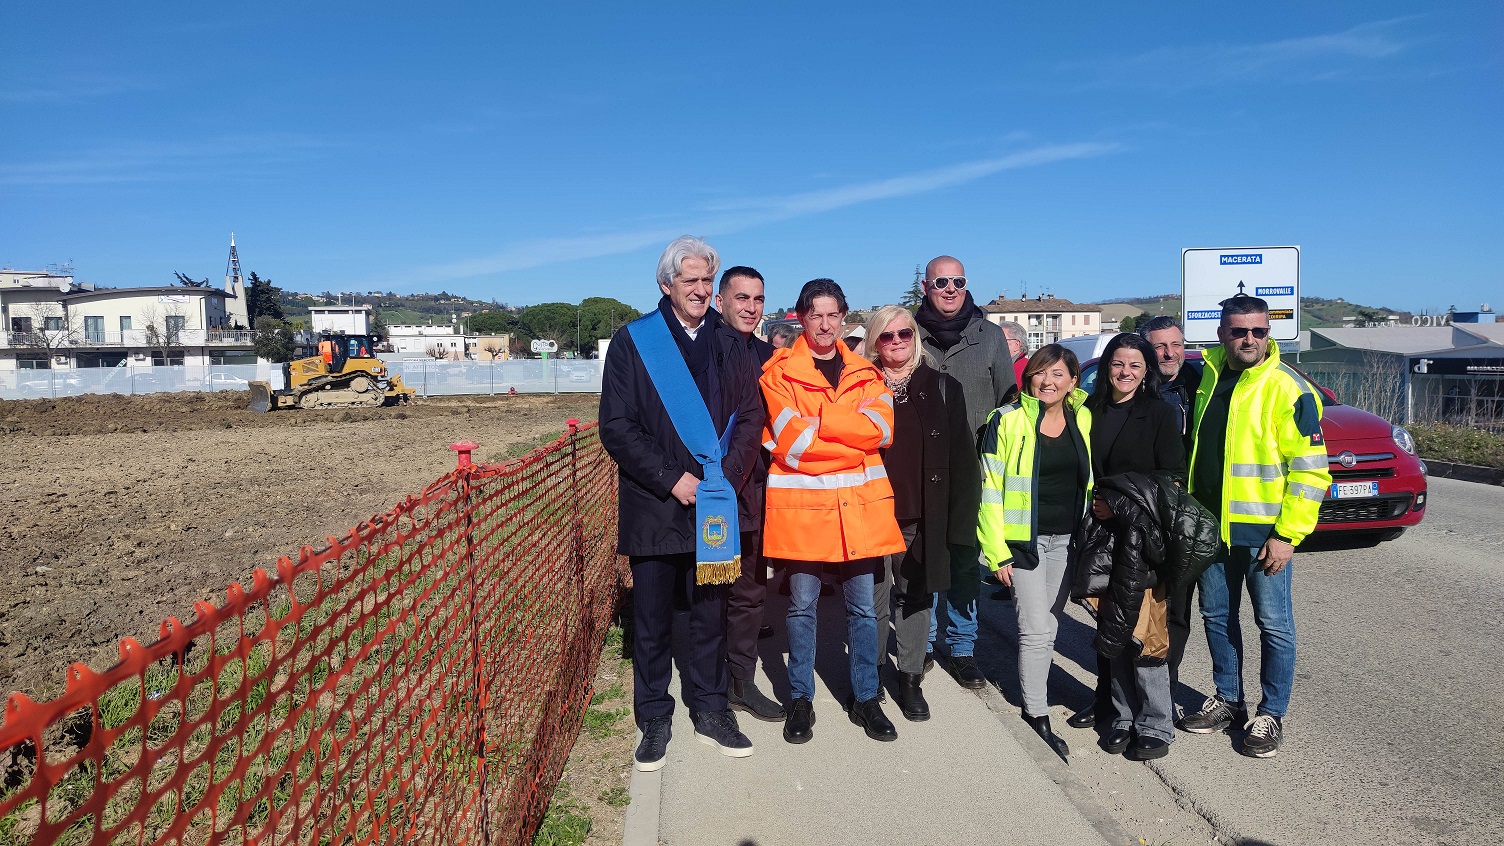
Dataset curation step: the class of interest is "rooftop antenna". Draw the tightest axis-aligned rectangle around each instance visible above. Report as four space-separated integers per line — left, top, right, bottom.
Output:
224 233 243 293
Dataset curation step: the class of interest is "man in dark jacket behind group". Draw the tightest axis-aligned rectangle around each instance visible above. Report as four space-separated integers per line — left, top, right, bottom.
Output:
712 264 784 722
1139 316 1202 717
599 236 766 772
913 254 1017 689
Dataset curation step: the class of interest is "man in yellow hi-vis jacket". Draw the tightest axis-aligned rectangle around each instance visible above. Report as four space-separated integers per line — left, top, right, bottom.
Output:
1180 295 1331 759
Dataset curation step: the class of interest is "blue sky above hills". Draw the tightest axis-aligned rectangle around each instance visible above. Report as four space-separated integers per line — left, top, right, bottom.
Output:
2 3 1499 314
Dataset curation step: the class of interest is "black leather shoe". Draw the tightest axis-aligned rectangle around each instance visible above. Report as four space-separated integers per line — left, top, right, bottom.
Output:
784 698 815 744
896 672 930 721
758 625 774 640
949 655 986 690
1026 714 1070 762
1100 728 1133 755
923 654 935 675
1066 705 1098 729
848 697 898 741
1130 735 1171 761
729 677 786 722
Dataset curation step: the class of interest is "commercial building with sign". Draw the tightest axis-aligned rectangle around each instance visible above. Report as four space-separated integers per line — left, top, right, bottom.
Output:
1290 324 1504 427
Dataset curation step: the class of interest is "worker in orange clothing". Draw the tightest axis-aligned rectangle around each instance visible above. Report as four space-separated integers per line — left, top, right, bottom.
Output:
317 336 334 366
761 278 906 746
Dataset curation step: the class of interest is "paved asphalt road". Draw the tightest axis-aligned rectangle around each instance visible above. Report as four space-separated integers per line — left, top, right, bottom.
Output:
977 475 1504 845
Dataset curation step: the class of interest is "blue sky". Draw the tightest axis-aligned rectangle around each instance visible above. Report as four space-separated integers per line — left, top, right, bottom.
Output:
2 3 1499 315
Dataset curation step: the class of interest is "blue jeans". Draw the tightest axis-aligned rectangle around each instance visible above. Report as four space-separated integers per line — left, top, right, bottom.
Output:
928 545 987 658
1198 546 1297 718
787 560 880 703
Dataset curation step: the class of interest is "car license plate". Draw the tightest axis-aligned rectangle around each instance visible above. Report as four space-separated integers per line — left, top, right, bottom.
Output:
1330 482 1379 499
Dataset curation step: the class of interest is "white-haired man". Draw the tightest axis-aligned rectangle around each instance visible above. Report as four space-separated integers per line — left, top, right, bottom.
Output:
600 236 766 771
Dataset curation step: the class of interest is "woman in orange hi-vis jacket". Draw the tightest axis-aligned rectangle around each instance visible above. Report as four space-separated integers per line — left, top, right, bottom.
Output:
761 278 906 746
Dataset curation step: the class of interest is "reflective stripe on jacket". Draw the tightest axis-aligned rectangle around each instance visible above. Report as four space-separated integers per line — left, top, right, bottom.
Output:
760 336 906 563
1189 339 1332 547
976 389 1093 569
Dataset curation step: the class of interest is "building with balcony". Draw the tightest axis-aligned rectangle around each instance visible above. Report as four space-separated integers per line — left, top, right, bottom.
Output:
981 295 1103 350
0 270 254 371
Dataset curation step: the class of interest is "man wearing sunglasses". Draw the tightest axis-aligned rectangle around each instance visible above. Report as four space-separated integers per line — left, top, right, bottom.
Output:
1181 295 1330 759
913 255 1017 690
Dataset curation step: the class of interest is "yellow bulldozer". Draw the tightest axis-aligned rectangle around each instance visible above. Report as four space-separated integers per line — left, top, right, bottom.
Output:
248 333 415 412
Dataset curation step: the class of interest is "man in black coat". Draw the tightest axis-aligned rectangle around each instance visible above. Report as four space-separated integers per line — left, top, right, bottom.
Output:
712 265 785 723
1139 316 1203 721
599 237 765 772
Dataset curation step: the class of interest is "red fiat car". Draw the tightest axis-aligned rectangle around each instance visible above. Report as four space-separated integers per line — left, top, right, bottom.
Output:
1063 337 1427 543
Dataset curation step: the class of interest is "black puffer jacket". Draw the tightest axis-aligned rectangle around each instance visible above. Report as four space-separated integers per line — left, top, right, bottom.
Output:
1072 472 1219 659
1073 473 1165 659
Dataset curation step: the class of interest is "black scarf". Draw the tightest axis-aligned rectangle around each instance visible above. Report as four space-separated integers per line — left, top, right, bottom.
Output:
915 291 983 350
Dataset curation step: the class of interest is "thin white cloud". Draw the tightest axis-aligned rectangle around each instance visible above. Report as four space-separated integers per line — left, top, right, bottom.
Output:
1061 17 1423 91
0 134 331 185
0 74 160 104
408 141 1120 284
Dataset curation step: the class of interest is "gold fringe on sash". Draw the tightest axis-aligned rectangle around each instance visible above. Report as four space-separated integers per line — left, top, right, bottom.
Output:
696 556 741 586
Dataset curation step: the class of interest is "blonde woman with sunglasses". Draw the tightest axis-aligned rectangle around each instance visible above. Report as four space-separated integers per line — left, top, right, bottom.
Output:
864 305 982 720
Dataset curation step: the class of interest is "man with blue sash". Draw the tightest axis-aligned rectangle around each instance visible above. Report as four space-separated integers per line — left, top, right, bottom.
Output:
600 236 766 771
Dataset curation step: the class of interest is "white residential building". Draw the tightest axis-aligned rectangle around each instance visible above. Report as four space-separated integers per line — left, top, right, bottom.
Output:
0 270 255 371
982 295 1104 350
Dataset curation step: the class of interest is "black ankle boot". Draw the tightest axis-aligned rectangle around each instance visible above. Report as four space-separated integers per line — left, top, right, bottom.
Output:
729 677 785 722
1026 714 1070 762
896 672 930 721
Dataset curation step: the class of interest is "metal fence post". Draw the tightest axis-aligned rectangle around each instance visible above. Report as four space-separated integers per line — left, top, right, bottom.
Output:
449 440 489 845
568 419 585 611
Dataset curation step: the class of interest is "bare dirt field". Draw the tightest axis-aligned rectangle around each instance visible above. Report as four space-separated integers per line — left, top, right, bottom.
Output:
0 390 601 702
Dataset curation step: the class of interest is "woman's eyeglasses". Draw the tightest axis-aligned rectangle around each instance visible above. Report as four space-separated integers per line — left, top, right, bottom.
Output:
930 276 966 290
877 328 915 344
1225 327 1270 339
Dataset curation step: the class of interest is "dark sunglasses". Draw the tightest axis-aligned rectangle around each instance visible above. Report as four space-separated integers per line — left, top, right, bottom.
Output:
930 276 967 290
877 327 915 344
1225 326 1270 339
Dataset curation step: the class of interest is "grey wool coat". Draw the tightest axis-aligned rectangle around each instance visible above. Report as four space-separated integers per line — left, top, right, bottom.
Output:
916 315 1019 441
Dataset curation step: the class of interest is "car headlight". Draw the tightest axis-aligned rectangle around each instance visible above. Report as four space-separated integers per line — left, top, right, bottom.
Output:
1391 425 1416 455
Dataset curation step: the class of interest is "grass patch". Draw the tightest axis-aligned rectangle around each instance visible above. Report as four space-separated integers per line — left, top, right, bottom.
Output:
490 429 567 462
580 704 629 741
598 786 629 808
533 783 592 846
1412 423 1504 468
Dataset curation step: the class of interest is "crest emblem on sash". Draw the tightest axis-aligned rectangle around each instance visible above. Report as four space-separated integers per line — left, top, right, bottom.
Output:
701 515 729 548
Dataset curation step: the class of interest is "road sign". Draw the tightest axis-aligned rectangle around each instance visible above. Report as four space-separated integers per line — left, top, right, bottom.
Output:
1182 246 1300 344
530 339 558 354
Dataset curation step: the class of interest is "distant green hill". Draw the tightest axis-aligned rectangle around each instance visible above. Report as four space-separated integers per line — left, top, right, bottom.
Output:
1100 294 1413 329
276 290 508 326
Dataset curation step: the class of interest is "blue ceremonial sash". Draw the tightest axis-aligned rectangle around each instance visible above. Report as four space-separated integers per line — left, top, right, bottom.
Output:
627 311 741 585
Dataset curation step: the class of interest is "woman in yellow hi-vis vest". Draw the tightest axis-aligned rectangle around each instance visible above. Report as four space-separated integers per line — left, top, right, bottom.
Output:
976 344 1093 762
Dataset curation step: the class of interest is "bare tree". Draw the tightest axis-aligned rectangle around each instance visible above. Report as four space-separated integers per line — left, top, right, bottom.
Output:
140 303 187 366
481 341 505 361
15 301 80 365
425 344 451 361
1347 351 1408 424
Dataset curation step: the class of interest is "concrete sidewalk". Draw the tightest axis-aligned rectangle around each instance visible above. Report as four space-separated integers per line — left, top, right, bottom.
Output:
623 590 1128 846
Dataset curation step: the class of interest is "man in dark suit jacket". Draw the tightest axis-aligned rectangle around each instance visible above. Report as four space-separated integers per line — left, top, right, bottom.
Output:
712 265 784 723
599 237 765 772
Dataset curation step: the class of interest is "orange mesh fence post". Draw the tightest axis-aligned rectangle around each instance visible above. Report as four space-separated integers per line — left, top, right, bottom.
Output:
0 420 626 846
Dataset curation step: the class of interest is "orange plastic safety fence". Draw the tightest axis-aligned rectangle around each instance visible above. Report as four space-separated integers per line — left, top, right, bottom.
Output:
0 422 625 846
